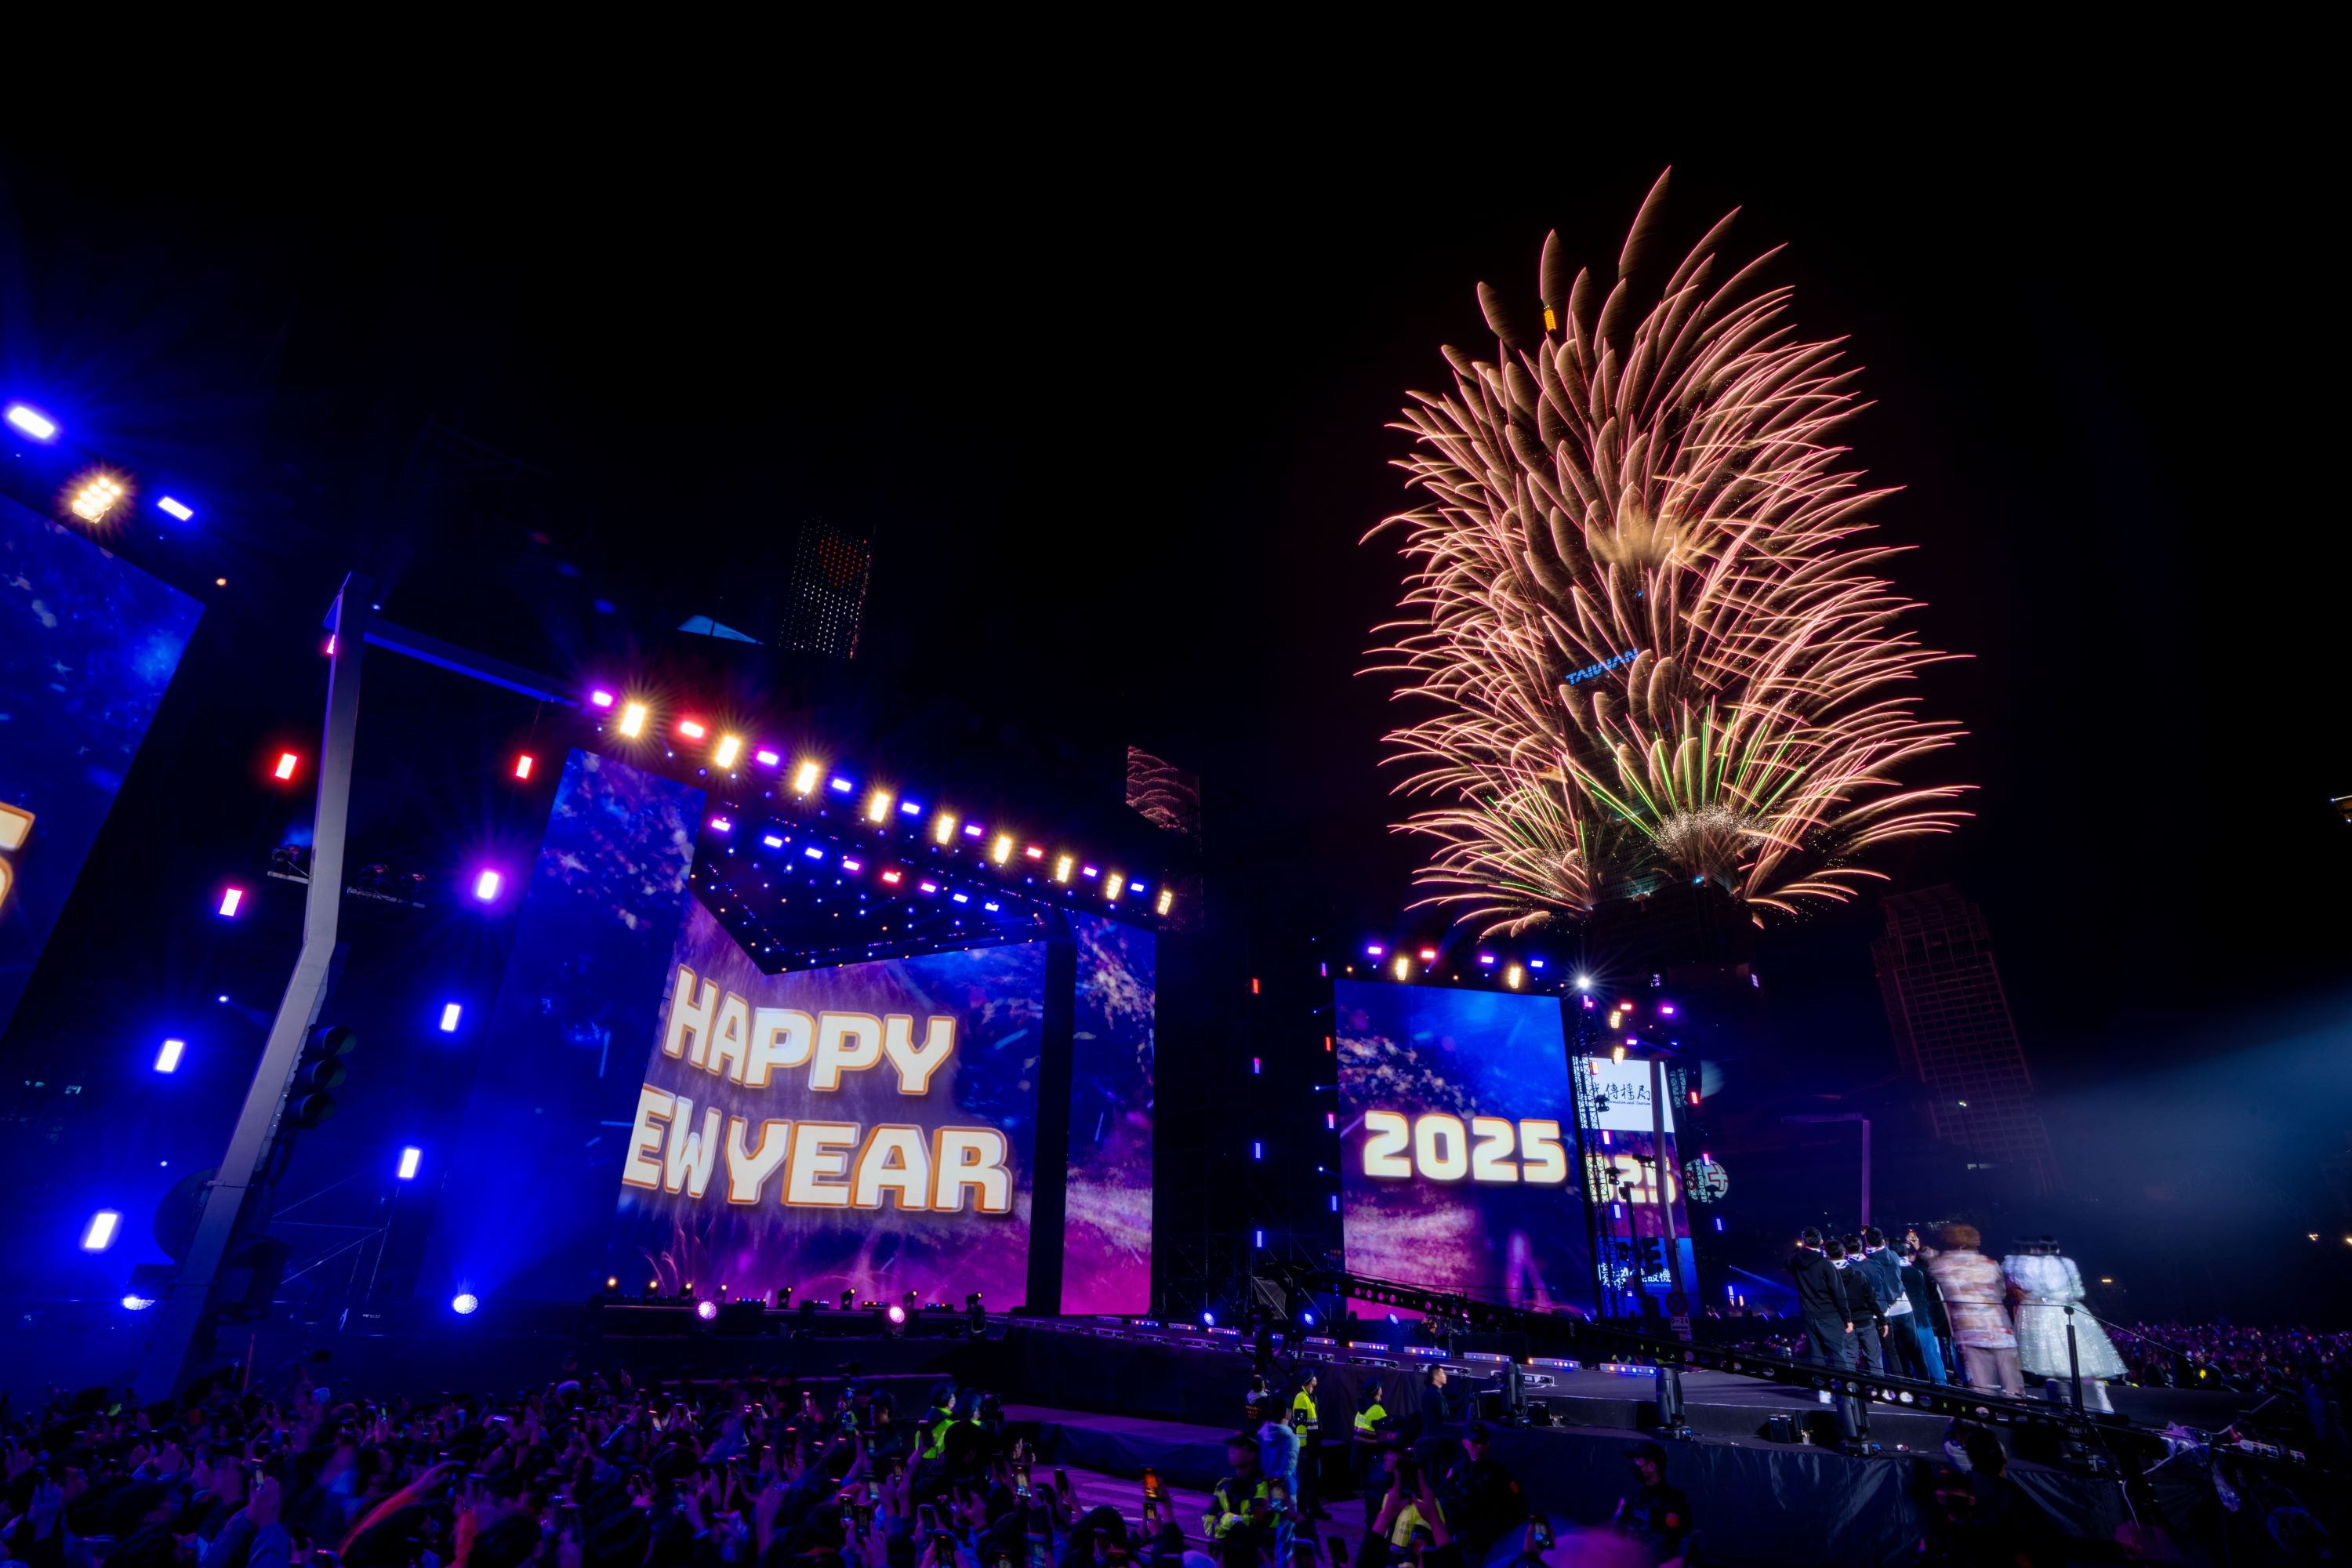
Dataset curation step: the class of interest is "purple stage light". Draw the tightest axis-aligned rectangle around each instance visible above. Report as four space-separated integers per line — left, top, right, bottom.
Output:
695 1299 718 1321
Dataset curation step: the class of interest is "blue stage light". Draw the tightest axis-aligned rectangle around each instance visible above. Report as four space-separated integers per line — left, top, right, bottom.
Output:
803 846 825 860
898 800 923 816
5 403 58 441
1201 1309 1215 1327
1301 1310 1314 1326
397 1146 422 1180
154 1038 185 1073
761 835 784 848
439 1003 463 1033
82 1210 122 1251
452 1292 479 1315
1254 1229 1264 1248
122 1294 155 1311
157 496 194 521
828 777 853 794
1529 958 1545 970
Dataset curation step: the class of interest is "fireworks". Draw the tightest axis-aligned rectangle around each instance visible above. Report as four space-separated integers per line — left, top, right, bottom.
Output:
1370 171 1968 932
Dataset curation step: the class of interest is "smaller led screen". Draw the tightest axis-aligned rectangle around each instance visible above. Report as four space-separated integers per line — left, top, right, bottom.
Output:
1576 1055 1697 1302
1334 979 1588 1309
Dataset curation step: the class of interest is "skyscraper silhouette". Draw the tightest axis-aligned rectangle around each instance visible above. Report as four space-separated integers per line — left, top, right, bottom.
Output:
1872 886 2060 1193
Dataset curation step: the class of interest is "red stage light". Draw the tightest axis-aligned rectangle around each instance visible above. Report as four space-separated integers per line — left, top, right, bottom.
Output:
514 754 535 780
678 719 707 740
273 752 299 781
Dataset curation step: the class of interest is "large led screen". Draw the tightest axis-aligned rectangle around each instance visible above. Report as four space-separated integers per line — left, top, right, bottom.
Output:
0 498 201 1040
1334 980 1588 1309
1060 912 1154 1314
611 899 1046 1305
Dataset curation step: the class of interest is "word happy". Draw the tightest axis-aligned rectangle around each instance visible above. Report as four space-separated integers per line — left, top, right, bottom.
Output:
622 964 1012 1214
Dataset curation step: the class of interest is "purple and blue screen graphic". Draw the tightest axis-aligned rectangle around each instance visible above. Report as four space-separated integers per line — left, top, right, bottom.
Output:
1061 913 1154 1314
426 750 705 1301
0 496 200 1040
1335 979 1588 1311
611 899 1047 1305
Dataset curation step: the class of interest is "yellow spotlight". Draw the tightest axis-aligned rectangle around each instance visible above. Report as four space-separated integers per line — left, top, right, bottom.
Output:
793 760 821 795
866 790 892 822
1104 871 1123 902
1053 855 1073 883
619 702 648 738
69 474 126 523
991 834 1014 865
1155 887 1174 916
1611 1044 1627 1062
1607 1010 1622 1029
1505 964 1523 989
1392 956 1409 981
713 735 742 769
934 813 957 844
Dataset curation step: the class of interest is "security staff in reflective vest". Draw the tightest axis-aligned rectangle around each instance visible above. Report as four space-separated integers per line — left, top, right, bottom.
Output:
1352 1381 1390 1523
1205 1431 1272 1550
1289 1371 1323 1519
922 1385 959 1459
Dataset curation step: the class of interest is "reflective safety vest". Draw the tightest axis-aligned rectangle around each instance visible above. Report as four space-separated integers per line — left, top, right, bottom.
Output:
924 1411 956 1459
1290 1391 1319 1433
1353 1400 1386 1435
1204 1474 1273 1539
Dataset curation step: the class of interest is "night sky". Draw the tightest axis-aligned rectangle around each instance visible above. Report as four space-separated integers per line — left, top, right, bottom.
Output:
4 105 2343 1120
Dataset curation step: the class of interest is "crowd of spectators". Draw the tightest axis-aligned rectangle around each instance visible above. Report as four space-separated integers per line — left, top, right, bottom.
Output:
0 1356 1707 1568
2111 1323 2352 1392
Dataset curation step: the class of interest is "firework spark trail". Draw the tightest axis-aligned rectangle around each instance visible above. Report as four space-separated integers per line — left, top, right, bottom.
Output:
1368 171 1969 933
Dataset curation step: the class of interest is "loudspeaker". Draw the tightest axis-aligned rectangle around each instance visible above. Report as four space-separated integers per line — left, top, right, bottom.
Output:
1763 1414 1798 1444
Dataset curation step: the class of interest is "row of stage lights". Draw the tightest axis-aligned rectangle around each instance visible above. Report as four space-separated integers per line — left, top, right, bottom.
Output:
1355 940 1592 993
7 401 200 529
583 688 1175 919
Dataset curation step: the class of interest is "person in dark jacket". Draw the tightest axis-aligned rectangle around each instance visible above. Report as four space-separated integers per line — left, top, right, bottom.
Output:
1827 1239 1886 1372
1787 1229 1853 1370
1898 1243 1953 1384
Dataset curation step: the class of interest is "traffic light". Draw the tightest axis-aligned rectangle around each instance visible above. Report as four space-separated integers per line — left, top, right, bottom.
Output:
289 1024 356 1129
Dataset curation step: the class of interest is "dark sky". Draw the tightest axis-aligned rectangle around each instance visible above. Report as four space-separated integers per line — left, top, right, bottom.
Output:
4 97 2342 1102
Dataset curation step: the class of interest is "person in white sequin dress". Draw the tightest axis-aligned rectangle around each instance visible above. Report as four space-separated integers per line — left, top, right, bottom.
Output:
2007 1238 2125 1412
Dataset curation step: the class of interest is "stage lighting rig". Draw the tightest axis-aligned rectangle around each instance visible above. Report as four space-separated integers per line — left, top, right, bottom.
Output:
68 474 125 523
775 1285 794 1308
5 402 59 441
839 1287 855 1311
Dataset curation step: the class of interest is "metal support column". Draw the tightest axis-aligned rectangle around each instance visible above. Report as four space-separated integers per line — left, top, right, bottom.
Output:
135 576 372 1400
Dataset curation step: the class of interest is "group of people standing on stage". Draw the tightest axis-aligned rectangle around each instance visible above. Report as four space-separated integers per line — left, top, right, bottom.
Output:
1788 1222 2129 1411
